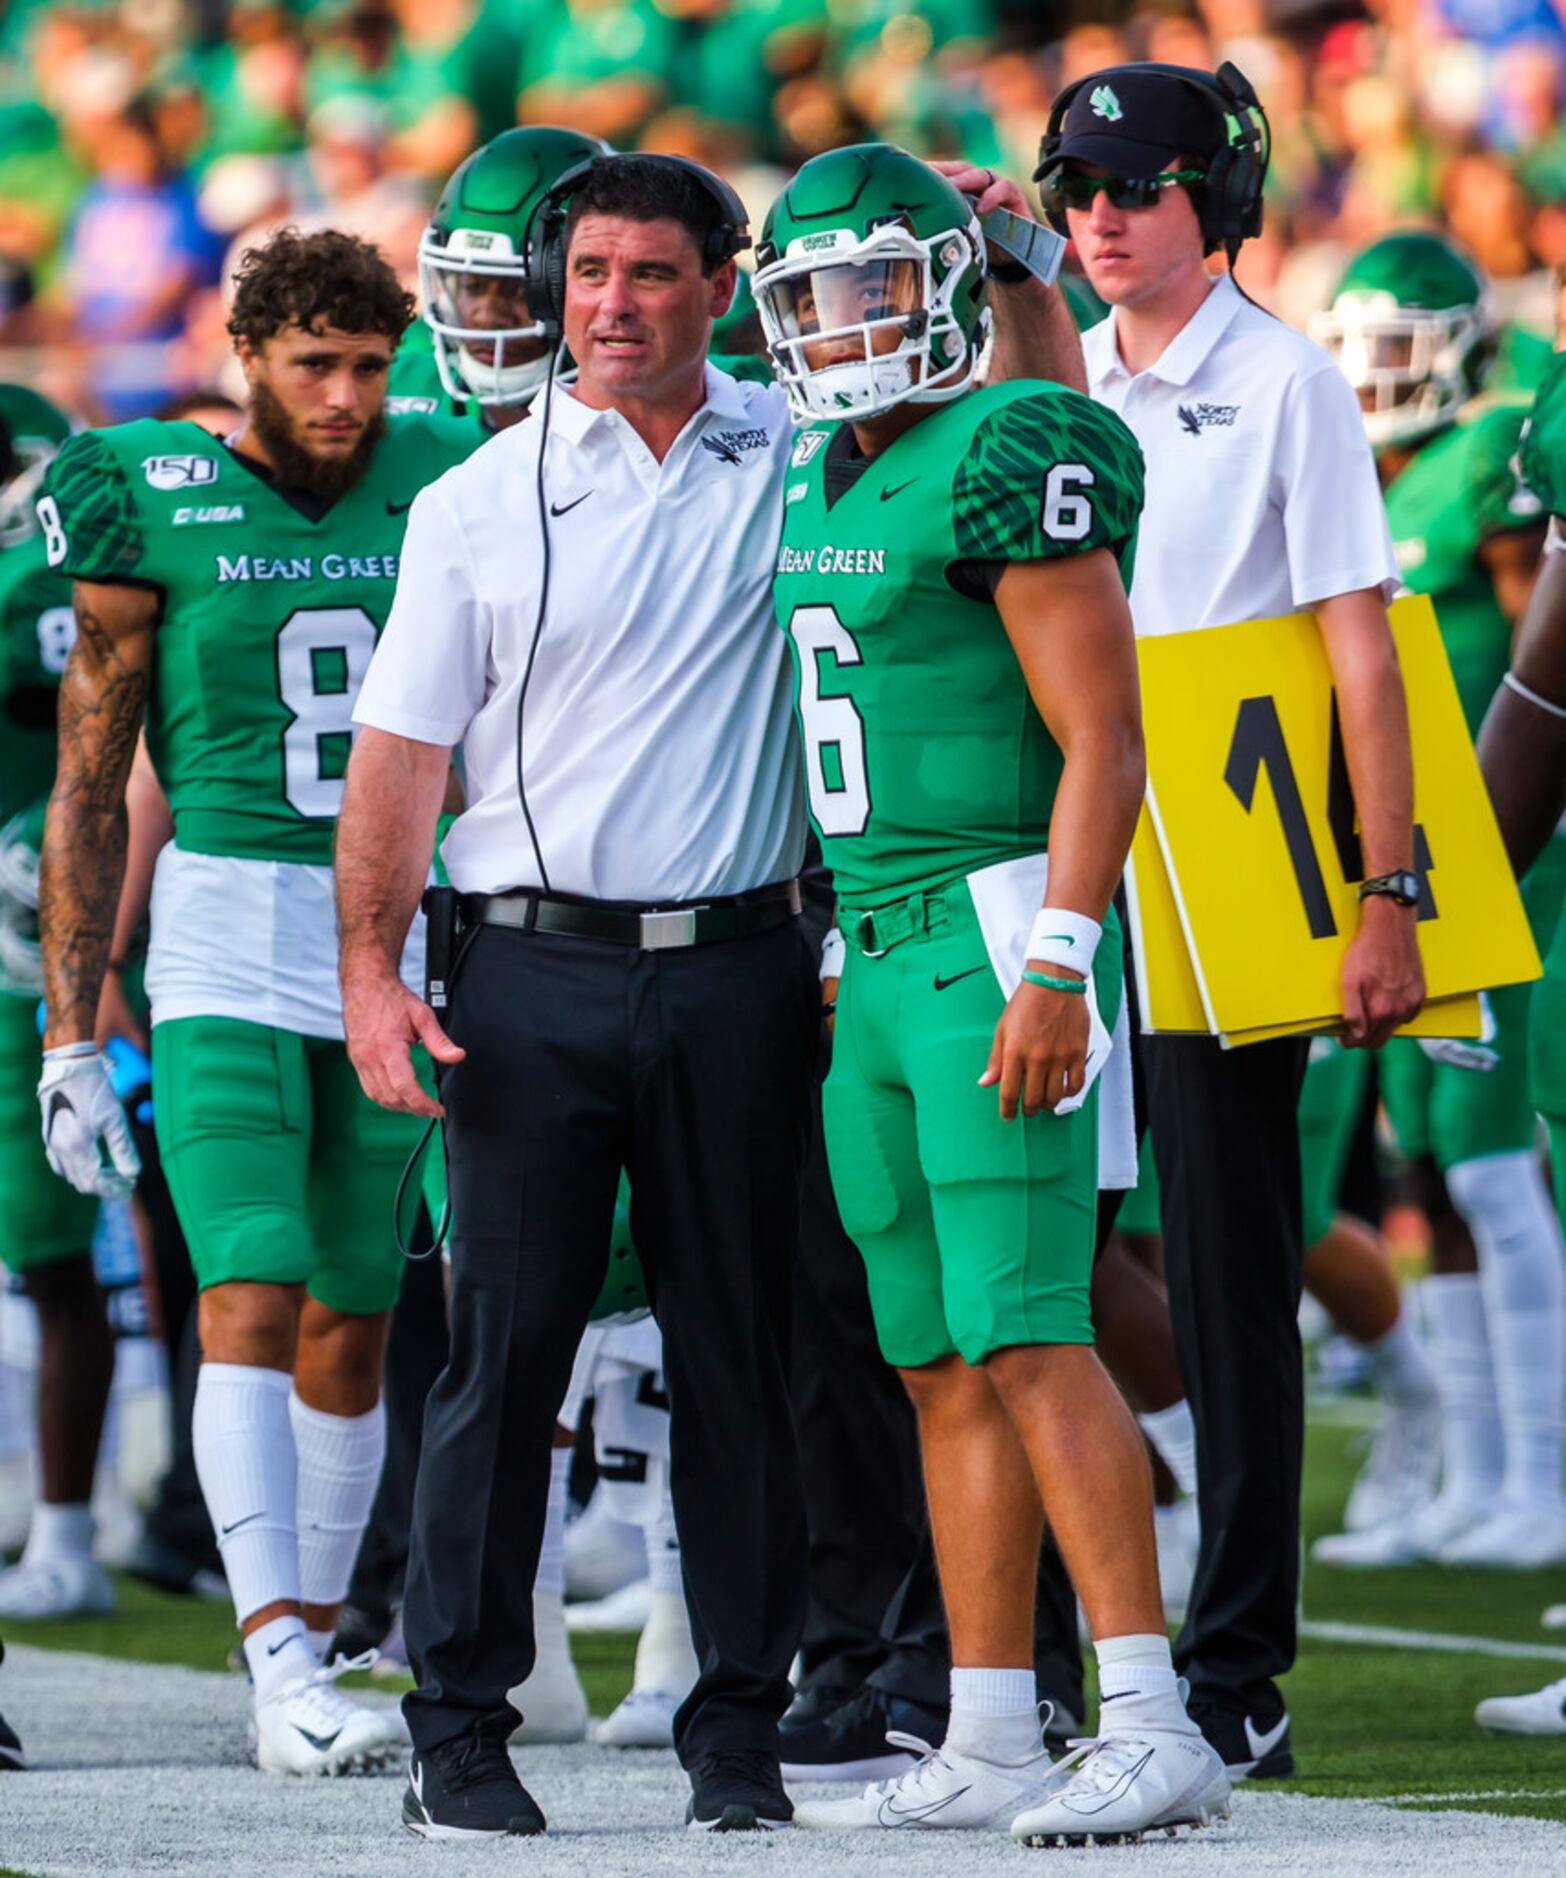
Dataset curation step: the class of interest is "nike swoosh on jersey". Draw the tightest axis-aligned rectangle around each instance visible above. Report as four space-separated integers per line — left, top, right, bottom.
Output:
292 1723 344 1751
933 967 986 991
878 1783 973 1825
221 1511 264 1537
880 478 918 501
385 498 415 515
1242 1713 1289 1763
550 493 592 517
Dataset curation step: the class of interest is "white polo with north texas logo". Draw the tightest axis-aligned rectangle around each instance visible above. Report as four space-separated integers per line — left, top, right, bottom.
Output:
1084 274 1397 637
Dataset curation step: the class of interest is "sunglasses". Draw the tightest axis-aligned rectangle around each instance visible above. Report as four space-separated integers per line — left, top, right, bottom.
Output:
1042 169 1206 212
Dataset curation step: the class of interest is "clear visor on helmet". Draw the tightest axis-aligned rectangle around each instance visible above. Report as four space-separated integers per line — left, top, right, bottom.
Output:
418 232 555 406
1310 302 1468 419
765 257 925 374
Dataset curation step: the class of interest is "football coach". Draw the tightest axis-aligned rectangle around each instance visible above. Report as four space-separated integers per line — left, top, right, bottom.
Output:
335 153 818 1838
1035 64 1425 1778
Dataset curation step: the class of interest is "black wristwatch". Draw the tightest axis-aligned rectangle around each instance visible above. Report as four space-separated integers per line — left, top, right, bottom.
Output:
1358 869 1421 908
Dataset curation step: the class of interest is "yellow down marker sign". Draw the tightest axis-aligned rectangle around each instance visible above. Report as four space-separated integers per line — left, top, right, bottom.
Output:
1128 594 1538 1041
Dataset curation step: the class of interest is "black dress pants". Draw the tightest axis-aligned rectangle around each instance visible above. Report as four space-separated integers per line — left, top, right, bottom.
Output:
401 916 817 1765
1142 1031 1309 1714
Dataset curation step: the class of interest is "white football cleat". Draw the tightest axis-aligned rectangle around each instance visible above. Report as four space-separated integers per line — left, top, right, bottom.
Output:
1476 1677 1566 1735
1154 1500 1199 1624
596 1687 681 1747
508 1589 588 1744
792 1730 1054 1831
1312 1490 1492 1568
564 1493 647 1603
1540 1605 1566 1631
564 1577 652 1634
1010 1727 1230 1847
254 1654 403 1776
1438 1501 1566 1569
0 1554 115 1619
1342 1401 1442 1534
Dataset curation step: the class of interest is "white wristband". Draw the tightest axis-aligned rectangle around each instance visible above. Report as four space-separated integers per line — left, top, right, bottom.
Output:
43 1041 98 1062
1025 907 1101 974
820 927 846 981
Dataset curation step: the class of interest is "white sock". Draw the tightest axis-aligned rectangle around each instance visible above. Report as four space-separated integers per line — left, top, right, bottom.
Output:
1094 1632 1185 1734
306 1628 334 1663
537 1447 570 1599
289 1391 385 1611
243 1612 318 1704
1448 1152 1566 1507
634 1587 699 1697
947 1667 1042 1761
645 1486 682 1598
21 1500 93 1565
1421 1272 1504 1505
1139 1400 1198 1499
1363 1306 1440 1410
192 1362 301 1625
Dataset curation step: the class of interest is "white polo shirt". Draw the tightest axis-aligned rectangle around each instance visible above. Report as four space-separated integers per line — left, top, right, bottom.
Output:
355 363 806 902
1083 275 1397 636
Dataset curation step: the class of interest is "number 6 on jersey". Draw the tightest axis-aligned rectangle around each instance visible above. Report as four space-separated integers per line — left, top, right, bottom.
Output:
789 604 871 837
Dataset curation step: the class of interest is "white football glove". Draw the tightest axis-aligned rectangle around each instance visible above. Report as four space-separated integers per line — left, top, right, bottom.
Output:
1418 991 1499 1073
37 1043 141 1200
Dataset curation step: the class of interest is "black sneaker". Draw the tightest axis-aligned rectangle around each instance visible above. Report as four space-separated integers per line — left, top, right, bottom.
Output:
1186 1694 1293 1780
402 1721 547 1839
685 1750 793 1831
782 1680 856 1730
0 1641 22 1771
780 1684 948 1782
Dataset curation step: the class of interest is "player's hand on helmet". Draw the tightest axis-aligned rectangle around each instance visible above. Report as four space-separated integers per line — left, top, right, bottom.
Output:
1341 895 1425 1049
980 965 1090 1120
342 969 464 1118
37 1042 141 1200
930 160 1030 230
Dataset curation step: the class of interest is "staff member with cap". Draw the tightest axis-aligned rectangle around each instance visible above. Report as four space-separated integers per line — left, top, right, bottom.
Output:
1034 63 1424 1778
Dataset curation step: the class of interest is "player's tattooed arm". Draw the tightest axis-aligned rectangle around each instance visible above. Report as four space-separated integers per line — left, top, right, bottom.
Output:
39 580 158 1048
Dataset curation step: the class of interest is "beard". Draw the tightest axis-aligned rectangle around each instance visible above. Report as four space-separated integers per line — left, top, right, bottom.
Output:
249 381 386 503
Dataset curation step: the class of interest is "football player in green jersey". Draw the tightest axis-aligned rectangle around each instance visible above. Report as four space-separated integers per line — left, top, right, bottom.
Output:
1472 343 1566 1731
1313 230 1566 1570
757 144 1230 1844
35 228 478 1775
0 386 121 1625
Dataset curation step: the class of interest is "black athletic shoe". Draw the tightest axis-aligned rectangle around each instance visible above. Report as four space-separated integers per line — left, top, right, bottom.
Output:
780 1684 948 1782
685 1750 793 1831
1186 1695 1293 1780
782 1681 856 1730
402 1721 547 1839
0 1641 22 1772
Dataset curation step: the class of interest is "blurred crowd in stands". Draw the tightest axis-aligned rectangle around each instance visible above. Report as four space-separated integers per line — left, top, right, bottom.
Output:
2 0 1565 419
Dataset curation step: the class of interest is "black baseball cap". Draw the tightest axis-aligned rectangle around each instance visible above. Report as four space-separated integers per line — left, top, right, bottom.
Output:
1035 66 1224 182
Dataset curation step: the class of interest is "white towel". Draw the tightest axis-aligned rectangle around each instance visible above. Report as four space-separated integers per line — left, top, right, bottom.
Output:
965 853 1138 1189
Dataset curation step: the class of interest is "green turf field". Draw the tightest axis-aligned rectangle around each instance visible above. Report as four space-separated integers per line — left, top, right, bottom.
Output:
4 1413 1565 1825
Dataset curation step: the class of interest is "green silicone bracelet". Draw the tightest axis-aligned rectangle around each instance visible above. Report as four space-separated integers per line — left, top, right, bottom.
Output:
1023 969 1086 995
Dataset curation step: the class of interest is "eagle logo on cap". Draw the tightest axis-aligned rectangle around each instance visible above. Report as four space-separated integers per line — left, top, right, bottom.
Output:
1089 84 1123 121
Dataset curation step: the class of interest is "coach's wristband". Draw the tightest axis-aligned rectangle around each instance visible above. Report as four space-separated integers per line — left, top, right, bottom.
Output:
1023 970 1086 995
1025 907 1100 975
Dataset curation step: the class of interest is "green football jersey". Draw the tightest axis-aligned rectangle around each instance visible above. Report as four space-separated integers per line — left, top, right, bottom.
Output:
1521 346 1566 519
773 379 1143 904
0 533 74 825
40 414 477 865
1385 403 1541 734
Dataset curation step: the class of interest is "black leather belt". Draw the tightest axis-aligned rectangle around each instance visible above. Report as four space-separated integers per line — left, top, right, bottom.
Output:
460 879 802 950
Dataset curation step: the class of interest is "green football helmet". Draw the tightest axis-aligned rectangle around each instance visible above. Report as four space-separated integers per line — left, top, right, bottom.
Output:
1310 232 1488 448
0 799 46 994
753 144 989 424
418 127 611 408
0 383 71 552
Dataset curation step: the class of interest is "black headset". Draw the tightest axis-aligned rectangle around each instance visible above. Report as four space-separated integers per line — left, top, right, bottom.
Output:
1036 61 1270 260
522 153 752 338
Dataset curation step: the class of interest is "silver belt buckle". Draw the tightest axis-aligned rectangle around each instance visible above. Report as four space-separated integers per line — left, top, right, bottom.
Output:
640 907 700 949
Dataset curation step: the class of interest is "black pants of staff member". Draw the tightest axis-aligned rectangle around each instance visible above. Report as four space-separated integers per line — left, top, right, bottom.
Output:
1142 1031 1309 1718
401 916 818 1766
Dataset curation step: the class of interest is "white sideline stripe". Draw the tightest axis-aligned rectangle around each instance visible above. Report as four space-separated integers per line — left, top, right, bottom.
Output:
1301 1618 1566 1663
1388 1789 1566 1805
